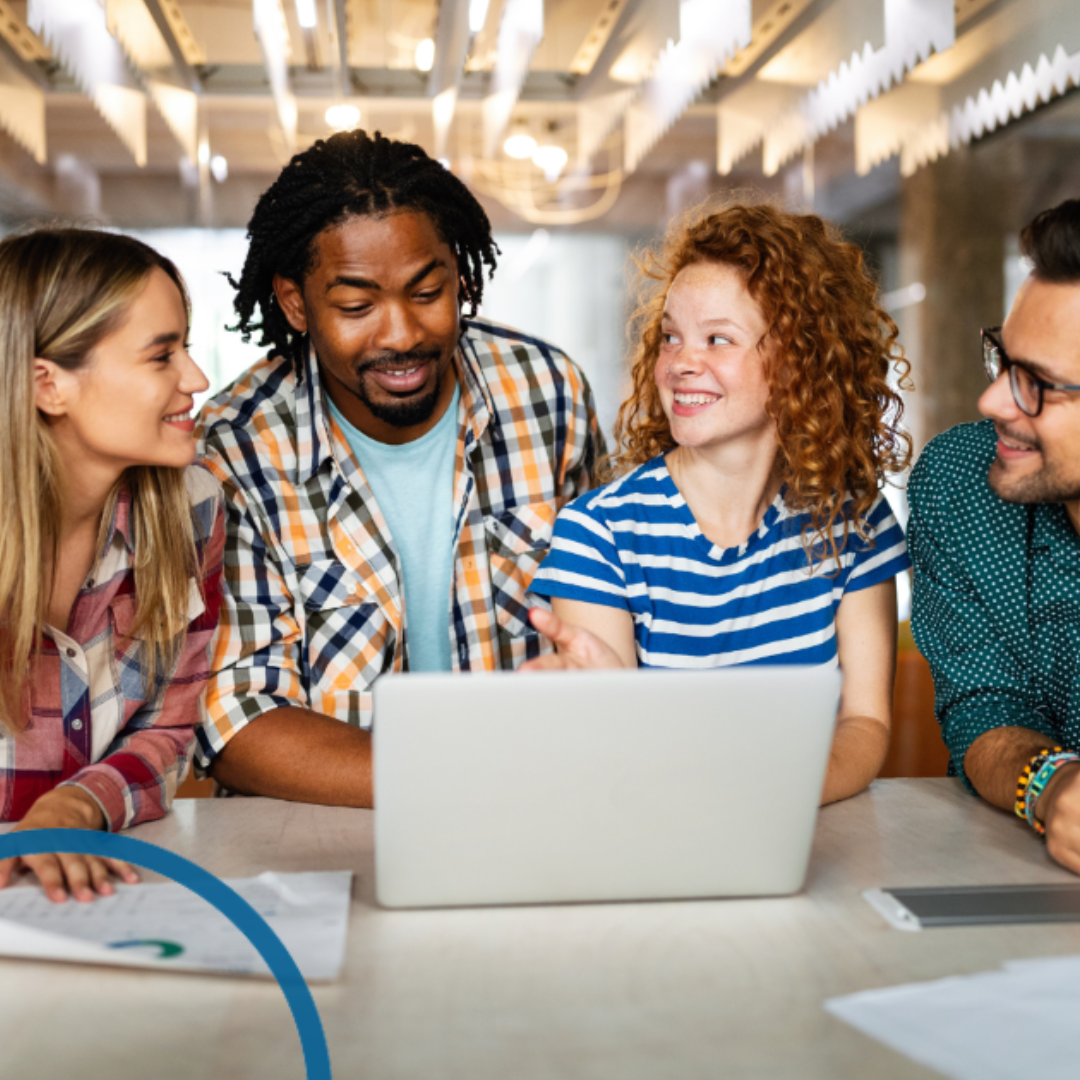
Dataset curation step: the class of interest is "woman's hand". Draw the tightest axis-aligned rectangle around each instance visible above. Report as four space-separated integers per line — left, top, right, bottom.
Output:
521 607 629 671
0 787 138 903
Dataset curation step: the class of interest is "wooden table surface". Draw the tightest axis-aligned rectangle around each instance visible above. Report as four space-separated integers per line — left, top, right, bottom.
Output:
2 778 1079 1080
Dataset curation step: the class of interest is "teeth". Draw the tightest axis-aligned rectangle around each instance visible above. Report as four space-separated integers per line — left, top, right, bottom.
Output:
164 410 191 422
386 366 420 377
674 393 718 406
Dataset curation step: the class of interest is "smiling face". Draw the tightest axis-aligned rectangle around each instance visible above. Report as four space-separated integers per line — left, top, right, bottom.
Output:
36 266 208 480
979 275 1080 523
274 210 461 445
655 260 776 457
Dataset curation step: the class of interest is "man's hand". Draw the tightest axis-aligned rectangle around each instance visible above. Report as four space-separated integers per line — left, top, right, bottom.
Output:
521 608 627 671
0 786 138 904
1038 763 1080 875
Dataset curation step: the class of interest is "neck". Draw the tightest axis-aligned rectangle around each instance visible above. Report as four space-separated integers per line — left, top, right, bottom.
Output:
51 433 121 543
667 432 782 549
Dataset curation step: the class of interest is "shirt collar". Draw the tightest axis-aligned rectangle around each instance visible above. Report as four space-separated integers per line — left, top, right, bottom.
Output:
294 324 495 486
101 483 135 558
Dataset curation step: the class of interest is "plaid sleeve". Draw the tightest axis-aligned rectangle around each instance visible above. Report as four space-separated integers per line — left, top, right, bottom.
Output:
193 457 308 775
558 358 606 504
61 486 226 831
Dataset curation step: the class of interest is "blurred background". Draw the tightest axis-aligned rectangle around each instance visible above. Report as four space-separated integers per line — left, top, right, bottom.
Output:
2 0 1078 775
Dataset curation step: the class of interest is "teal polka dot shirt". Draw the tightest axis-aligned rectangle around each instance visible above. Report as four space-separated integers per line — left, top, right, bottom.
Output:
909 420 1080 789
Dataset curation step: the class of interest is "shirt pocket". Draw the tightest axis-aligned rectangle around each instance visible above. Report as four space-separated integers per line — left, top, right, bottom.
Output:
484 502 555 647
294 559 388 692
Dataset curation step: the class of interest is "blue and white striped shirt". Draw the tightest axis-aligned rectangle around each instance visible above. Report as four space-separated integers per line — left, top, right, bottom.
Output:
530 455 910 668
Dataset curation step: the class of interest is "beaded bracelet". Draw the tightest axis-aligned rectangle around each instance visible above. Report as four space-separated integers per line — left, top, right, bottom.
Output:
1015 748 1060 824
1024 751 1080 835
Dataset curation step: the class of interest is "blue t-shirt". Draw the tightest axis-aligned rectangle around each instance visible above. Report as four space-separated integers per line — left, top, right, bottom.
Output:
530 455 910 668
327 385 460 671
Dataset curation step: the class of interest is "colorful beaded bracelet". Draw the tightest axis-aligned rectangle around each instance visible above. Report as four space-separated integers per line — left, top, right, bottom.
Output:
1015 747 1060 824
1024 751 1080 835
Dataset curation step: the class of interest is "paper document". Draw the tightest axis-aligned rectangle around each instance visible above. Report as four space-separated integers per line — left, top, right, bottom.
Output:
0 870 352 981
825 954 1080 1080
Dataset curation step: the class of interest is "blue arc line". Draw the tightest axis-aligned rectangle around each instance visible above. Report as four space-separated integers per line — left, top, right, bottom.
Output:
0 829 331 1080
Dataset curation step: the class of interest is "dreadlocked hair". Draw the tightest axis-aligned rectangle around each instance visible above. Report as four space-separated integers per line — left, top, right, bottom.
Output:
230 129 499 364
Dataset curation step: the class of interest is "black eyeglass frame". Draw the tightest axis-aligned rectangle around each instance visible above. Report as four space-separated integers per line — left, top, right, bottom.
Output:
981 326 1080 417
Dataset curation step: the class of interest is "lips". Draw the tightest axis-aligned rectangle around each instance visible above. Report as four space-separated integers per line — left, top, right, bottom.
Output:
672 389 721 417
364 363 432 395
995 426 1040 462
164 408 195 432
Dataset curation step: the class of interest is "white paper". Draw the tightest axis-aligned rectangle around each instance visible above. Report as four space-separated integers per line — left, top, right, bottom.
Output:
0 870 352 981
825 958 1080 1080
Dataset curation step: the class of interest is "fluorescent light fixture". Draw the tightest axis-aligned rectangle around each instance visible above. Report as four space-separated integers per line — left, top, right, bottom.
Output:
415 38 435 72
469 0 491 33
210 154 228 182
294 0 317 29
197 140 211 165
531 144 567 180
325 102 361 130
503 133 537 159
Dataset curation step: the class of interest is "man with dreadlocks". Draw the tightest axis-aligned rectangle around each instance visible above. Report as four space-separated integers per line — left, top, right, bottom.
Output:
194 130 603 804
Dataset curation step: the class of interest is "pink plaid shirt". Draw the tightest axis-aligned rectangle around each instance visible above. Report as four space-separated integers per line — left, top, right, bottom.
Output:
0 466 225 832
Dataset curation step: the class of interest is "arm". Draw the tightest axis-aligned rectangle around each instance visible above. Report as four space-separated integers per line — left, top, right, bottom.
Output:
557 359 607 503
524 598 637 671
196 456 373 805
822 578 896 805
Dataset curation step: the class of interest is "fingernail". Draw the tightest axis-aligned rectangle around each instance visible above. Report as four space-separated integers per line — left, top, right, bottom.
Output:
99 882 114 896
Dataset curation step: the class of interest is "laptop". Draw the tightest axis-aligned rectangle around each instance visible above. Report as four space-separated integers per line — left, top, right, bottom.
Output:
373 666 841 908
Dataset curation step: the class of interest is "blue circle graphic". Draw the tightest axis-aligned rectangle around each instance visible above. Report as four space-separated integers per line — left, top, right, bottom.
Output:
0 829 331 1079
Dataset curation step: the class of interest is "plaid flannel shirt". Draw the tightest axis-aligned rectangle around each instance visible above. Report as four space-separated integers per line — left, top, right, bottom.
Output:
0 465 225 831
194 318 604 770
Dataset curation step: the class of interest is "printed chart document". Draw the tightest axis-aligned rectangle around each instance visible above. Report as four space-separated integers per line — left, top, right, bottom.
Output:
825 954 1080 1080
0 870 352 981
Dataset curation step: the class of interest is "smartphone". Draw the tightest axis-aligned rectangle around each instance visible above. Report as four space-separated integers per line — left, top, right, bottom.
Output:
864 884 1080 930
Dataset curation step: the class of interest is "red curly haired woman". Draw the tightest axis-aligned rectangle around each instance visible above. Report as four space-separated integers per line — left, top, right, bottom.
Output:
526 201 912 805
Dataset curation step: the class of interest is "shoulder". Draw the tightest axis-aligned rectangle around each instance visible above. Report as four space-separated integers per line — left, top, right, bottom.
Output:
462 317 586 392
909 420 996 509
183 463 224 539
556 458 672 534
197 352 298 453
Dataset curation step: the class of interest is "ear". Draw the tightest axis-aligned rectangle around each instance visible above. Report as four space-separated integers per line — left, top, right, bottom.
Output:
34 358 70 418
272 274 308 333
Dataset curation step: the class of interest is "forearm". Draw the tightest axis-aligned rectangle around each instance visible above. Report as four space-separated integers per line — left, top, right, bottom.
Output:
820 715 891 806
964 725 1069 813
210 706 373 806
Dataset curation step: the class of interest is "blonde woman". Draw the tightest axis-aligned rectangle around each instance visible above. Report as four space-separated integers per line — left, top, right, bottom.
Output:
0 229 224 902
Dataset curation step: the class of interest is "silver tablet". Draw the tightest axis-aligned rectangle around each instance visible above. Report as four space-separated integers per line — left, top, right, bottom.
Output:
865 884 1080 930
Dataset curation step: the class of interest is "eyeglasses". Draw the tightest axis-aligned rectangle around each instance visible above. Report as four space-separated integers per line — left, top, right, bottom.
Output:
981 326 1080 417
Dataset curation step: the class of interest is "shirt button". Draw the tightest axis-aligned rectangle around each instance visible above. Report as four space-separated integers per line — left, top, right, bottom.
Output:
71 719 83 731
66 647 77 658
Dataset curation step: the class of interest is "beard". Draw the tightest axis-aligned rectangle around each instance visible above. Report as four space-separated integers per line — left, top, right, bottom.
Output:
345 346 446 429
988 428 1080 505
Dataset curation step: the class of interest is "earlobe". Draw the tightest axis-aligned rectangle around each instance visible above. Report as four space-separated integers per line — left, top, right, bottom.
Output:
272 274 308 333
33 358 66 418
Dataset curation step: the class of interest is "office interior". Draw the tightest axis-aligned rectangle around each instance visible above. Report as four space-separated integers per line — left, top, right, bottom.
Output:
0 0 1079 1076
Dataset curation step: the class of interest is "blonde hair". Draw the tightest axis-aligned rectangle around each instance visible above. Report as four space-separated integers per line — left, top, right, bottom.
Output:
0 229 200 732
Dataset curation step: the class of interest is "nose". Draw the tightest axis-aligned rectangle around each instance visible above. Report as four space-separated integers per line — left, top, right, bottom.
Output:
668 344 707 378
373 300 425 355
178 345 210 395
978 368 1020 423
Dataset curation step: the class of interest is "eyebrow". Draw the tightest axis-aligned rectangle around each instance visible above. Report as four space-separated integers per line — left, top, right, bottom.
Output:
1001 334 1068 382
661 313 748 334
325 258 447 294
142 330 184 350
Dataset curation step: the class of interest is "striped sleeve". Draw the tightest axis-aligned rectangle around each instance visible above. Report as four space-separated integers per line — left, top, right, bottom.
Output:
846 492 911 592
529 497 630 611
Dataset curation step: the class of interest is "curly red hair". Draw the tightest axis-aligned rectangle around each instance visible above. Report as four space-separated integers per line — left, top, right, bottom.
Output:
611 199 912 567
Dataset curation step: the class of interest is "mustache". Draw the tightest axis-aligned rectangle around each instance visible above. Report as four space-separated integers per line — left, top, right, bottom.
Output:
355 346 443 374
995 423 1041 451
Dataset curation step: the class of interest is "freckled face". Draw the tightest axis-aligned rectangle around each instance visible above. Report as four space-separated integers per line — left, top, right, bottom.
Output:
655 261 776 454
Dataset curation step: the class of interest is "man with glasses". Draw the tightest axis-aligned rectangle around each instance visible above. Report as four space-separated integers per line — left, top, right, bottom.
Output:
908 198 1080 873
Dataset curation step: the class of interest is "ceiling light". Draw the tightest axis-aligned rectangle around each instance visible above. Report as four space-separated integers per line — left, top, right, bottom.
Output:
197 140 210 165
415 38 435 73
325 103 361 130
294 0 317 29
469 0 491 33
504 133 537 159
531 144 568 181
210 154 228 182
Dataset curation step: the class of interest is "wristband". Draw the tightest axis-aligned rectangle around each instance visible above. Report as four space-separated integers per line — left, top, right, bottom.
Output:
1024 751 1080 835
1015 748 1059 824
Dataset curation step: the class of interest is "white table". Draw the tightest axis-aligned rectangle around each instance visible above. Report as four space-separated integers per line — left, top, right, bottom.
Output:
2 778 1079 1079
